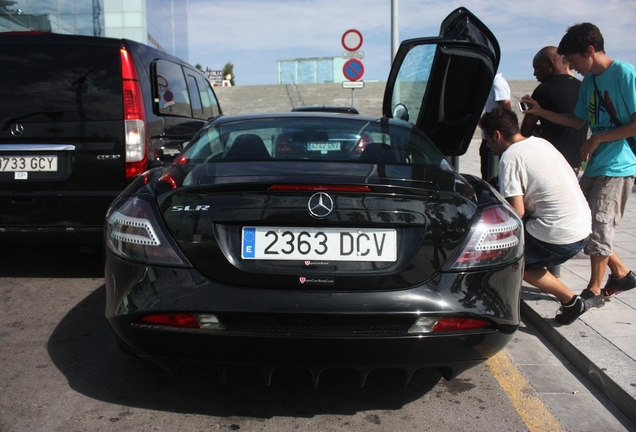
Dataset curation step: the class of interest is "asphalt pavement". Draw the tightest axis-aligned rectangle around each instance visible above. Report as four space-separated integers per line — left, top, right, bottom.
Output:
459 139 636 428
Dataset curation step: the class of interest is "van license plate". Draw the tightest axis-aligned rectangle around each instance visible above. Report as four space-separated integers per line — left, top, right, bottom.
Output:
0 156 58 172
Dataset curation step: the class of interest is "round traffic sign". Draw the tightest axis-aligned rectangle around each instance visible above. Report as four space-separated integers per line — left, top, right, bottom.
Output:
343 58 364 81
341 29 363 52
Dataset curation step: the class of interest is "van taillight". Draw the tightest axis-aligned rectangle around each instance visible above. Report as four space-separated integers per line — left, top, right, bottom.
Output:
120 48 147 179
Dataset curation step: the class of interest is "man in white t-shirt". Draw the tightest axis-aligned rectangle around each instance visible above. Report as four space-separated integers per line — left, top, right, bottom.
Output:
480 73 512 180
479 107 594 324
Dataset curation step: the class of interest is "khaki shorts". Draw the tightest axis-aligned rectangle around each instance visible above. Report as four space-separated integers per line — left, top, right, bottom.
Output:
579 175 635 256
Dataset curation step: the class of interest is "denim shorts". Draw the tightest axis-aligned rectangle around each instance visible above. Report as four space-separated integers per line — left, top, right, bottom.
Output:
524 231 588 270
579 175 634 256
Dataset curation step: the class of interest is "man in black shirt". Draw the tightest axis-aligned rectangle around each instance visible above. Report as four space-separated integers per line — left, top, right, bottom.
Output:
520 46 588 172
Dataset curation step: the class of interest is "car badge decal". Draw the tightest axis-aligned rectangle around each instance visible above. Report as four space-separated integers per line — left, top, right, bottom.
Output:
10 124 24 137
308 192 334 218
298 277 335 286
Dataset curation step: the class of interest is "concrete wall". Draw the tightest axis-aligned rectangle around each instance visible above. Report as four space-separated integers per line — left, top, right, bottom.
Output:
213 80 539 117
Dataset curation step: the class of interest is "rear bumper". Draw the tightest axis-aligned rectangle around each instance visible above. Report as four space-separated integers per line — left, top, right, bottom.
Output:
105 252 522 380
0 226 103 245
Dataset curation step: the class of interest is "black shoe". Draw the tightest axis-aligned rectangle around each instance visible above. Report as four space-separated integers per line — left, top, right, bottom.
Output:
580 288 606 309
602 270 636 297
555 295 589 325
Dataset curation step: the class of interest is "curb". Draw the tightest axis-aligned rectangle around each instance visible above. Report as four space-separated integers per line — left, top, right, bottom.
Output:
520 295 636 425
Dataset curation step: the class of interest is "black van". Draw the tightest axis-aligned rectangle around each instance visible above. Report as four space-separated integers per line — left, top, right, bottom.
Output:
0 32 222 244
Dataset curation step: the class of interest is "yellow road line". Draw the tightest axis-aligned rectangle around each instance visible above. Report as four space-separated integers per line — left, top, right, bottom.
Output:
486 351 565 432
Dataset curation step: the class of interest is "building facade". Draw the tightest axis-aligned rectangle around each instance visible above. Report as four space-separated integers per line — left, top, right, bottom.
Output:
278 57 348 85
0 0 189 61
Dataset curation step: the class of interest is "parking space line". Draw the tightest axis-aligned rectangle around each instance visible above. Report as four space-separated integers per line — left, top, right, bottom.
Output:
486 352 565 432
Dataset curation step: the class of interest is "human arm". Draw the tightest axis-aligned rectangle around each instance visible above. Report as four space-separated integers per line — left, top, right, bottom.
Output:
506 196 525 218
580 112 636 161
521 95 586 129
498 99 512 111
520 112 540 137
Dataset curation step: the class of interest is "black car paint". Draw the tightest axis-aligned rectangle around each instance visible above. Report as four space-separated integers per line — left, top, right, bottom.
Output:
104 8 523 384
0 33 221 244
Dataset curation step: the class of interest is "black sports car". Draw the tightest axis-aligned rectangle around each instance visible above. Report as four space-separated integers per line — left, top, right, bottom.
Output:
104 8 524 386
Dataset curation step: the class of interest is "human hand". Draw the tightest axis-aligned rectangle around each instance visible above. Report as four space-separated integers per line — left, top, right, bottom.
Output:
580 136 601 162
520 95 541 114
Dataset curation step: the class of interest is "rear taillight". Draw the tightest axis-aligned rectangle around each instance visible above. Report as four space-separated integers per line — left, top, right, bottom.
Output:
353 134 372 154
121 48 147 179
106 197 190 266
446 205 523 270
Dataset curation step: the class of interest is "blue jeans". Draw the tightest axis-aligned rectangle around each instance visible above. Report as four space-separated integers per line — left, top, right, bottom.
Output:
524 231 588 270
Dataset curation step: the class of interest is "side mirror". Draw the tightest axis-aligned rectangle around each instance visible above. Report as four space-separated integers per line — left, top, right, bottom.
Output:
392 103 409 122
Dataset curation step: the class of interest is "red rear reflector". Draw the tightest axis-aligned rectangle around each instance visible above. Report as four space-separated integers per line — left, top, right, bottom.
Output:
269 184 371 192
140 313 200 329
432 317 492 333
275 135 295 155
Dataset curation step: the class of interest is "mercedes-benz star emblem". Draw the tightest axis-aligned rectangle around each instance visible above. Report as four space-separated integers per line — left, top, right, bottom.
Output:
10 124 24 137
308 192 334 218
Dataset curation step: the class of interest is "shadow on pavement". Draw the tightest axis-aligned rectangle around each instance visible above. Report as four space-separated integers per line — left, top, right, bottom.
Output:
48 285 445 418
0 244 104 278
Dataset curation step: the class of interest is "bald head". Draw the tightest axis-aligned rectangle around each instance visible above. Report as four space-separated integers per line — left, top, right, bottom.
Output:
532 46 569 83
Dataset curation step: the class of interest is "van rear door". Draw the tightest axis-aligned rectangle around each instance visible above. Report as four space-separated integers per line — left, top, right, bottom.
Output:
0 33 126 236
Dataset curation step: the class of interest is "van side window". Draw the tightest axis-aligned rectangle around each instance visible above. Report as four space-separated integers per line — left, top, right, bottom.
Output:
186 74 204 119
155 60 192 117
195 74 221 118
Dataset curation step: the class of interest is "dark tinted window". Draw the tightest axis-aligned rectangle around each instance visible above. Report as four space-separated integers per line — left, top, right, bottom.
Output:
185 73 203 118
0 44 122 122
181 117 452 169
195 73 221 119
155 59 191 117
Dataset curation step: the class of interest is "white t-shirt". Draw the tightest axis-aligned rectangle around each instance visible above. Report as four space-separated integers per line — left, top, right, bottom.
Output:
482 73 511 139
499 136 591 244
484 73 511 112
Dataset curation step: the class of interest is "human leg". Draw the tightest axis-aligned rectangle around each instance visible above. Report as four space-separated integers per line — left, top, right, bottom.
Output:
524 268 574 304
581 175 635 297
524 233 590 323
603 250 636 296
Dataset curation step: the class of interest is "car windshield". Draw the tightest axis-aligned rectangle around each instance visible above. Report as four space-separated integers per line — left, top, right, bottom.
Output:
180 116 452 169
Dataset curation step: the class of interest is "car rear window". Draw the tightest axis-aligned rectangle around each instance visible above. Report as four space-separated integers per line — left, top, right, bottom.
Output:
180 117 452 169
0 44 122 122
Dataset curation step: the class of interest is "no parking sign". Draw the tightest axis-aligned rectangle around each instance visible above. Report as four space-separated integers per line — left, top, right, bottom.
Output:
342 58 364 81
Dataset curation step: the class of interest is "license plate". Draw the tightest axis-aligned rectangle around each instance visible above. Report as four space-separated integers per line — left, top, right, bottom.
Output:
242 226 397 261
0 155 58 172
307 142 341 152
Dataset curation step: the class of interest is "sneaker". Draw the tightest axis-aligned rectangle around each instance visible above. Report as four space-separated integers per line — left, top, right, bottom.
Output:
555 295 589 325
580 288 606 309
602 270 636 297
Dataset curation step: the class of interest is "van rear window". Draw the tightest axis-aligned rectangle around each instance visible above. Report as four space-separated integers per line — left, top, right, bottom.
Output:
0 45 123 122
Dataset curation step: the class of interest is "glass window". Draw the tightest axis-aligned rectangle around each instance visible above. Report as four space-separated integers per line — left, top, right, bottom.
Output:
194 73 220 119
185 74 203 119
181 117 450 170
389 44 435 126
0 44 122 121
155 59 191 117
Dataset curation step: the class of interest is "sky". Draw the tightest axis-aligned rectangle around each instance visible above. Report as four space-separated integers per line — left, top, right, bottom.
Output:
187 0 636 86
